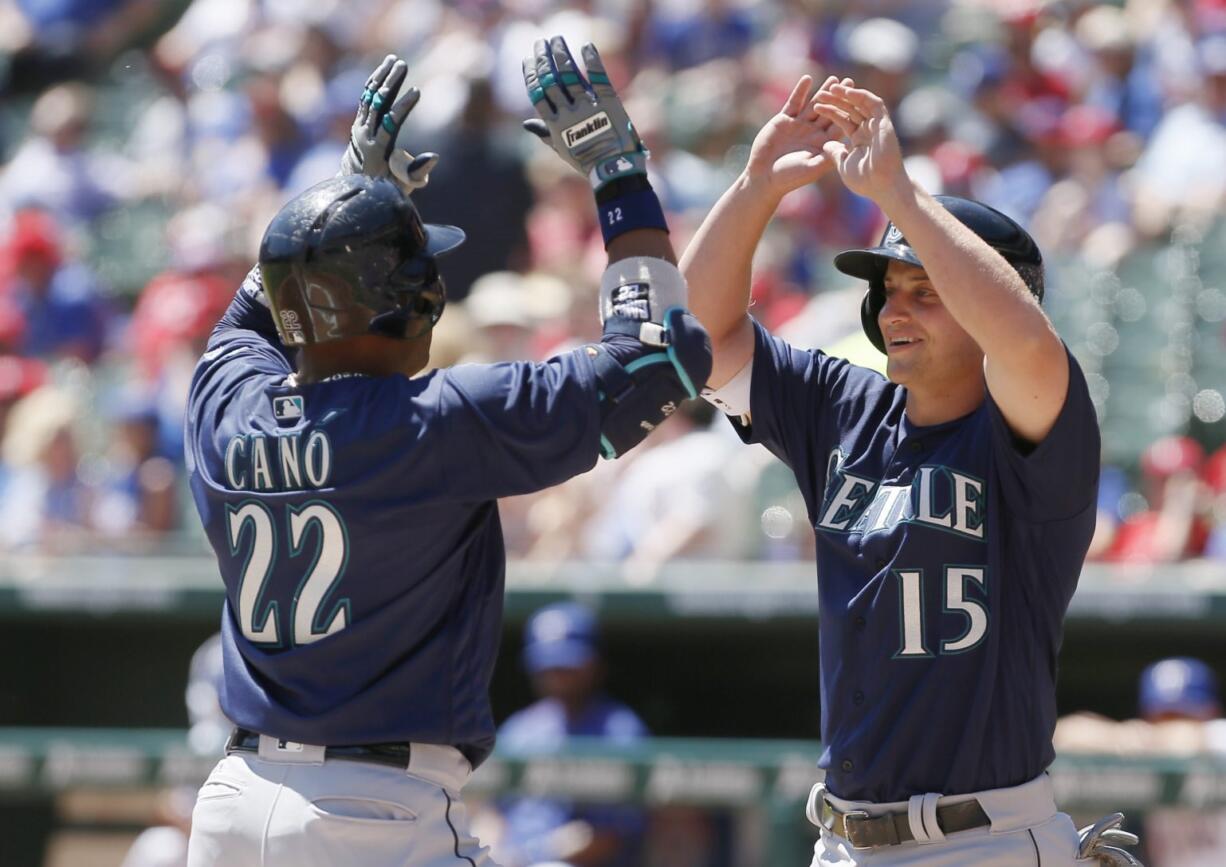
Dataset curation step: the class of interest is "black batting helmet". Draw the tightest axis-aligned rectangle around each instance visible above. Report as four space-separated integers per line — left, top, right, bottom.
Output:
259 175 465 346
833 196 1043 354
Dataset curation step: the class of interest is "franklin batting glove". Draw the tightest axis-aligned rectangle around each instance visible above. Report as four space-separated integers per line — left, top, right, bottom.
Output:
522 36 647 191
340 55 438 193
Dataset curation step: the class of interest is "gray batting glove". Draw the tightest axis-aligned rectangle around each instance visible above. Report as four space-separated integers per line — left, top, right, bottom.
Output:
1077 813 1144 866
339 54 438 193
522 36 647 190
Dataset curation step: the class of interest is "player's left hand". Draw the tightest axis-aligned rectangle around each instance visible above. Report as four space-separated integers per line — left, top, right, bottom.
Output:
1076 813 1145 866
339 54 438 193
522 36 647 190
813 82 909 206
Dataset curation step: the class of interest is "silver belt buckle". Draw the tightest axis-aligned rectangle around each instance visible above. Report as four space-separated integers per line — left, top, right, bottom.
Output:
841 809 874 850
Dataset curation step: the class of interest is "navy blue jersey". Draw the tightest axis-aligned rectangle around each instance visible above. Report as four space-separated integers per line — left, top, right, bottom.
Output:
737 319 1099 803
185 273 601 766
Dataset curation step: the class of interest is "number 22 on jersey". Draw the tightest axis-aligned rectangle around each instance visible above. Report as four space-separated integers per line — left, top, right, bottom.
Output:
226 500 350 647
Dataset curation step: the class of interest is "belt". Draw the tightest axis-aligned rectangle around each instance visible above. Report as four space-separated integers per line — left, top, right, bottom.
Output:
226 728 413 770
816 792 991 849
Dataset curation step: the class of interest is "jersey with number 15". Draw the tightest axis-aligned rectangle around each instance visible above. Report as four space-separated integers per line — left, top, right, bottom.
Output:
735 319 1099 805
185 273 602 767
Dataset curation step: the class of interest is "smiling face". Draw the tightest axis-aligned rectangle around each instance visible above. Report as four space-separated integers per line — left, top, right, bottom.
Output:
878 260 984 394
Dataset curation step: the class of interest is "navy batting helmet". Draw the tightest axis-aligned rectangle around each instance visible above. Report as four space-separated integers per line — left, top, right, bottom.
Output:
259 175 465 346
833 196 1043 354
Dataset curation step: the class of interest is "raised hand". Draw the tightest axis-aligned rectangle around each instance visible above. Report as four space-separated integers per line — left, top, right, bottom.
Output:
814 82 908 205
339 55 438 193
522 36 647 190
745 74 842 197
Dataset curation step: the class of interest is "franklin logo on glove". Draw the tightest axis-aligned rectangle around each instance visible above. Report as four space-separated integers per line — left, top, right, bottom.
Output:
564 112 612 148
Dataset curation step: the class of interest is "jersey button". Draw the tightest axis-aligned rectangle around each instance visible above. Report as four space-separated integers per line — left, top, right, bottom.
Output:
853 690 865 705
854 616 866 630
910 440 923 452
875 558 886 570
841 759 854 772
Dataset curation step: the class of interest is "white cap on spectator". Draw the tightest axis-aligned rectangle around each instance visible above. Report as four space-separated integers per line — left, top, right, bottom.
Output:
465 272 535 330
1075 5 1133 54
2 386 78 468
845 18 919 74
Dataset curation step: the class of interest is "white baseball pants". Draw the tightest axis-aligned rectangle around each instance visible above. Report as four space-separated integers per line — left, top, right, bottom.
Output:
186 736 496 867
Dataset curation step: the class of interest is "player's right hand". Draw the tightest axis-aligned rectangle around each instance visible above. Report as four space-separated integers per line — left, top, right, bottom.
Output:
744 74 842 197
521 36 647 190
1076 813 1145 866
339 54 438 194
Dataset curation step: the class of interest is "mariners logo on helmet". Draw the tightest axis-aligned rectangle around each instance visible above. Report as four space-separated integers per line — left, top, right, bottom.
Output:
832 196 1044 353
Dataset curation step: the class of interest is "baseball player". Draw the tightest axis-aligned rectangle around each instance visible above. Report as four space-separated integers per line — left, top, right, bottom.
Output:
183 40 710 867
492 603 648 867
680 75 1143 865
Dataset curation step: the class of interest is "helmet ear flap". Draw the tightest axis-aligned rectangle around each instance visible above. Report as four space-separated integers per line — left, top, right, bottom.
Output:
861 275 887 354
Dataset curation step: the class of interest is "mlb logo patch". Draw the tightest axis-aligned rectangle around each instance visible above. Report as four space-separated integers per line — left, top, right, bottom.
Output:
273 396 304 421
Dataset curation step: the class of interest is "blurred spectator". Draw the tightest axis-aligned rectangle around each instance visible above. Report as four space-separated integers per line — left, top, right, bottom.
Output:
463 270 546 363
1055 656 1226 865
1130 33 1226 233
1 209 112 363
120 631 226 867
1074 4 1165 139
839 16 919 110
642 0 756 72
487 603 648 867
582 400 757 580
1101 435 1211 561
90 390 178 540
1135 658 1226 867
2 0 163 94
0 82 134 224
0 0 1223 560
245 72 310 191
407 76 533 301
1140 657 1222 722
0 384 94 550
127 202 248 461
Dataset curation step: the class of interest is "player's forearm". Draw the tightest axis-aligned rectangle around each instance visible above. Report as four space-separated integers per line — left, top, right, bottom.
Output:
878 180 1060 360
679 171 781 385
607 228 675 265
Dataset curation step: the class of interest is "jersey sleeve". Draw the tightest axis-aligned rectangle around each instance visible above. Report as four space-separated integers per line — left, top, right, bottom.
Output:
186 272 294 461
432 349 602 500
985 345 1101 521
731 319 823 461
731 318 880 475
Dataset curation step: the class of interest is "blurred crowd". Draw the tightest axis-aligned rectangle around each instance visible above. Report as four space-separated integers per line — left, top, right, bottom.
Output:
1 0 1225 565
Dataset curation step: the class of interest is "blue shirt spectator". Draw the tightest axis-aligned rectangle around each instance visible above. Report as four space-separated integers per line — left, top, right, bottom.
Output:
493 603 648 867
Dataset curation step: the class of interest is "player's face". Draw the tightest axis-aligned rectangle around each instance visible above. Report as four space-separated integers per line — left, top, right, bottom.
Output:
878 261 983 389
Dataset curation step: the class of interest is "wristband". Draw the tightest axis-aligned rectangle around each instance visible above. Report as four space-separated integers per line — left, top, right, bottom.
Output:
597 187 668 247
